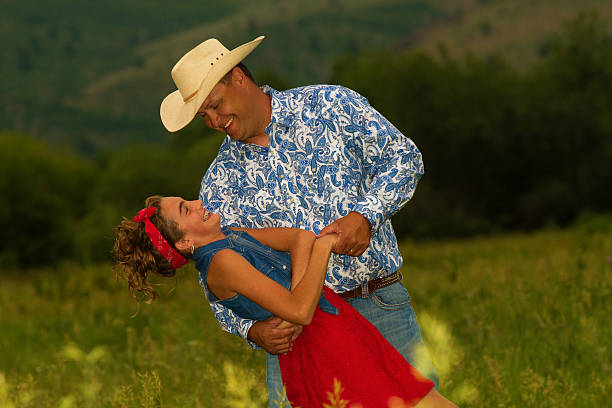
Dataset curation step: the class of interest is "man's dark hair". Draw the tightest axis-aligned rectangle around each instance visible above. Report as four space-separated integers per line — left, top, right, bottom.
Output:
221 62 255 85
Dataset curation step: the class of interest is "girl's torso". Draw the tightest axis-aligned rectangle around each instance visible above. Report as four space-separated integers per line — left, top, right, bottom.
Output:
194 228 337 321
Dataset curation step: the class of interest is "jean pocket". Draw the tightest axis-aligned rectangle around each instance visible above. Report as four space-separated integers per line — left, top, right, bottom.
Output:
370 284 411 311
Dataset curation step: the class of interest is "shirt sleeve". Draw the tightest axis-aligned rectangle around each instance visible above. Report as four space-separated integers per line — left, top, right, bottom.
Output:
200 158 260 350
339 88 424 231
209 301 260 349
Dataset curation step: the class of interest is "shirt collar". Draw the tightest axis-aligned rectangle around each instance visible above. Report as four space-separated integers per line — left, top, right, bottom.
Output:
262 85 295 128
224 85 293 154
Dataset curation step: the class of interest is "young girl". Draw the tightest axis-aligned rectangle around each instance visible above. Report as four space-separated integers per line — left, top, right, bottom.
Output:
113 196 457 408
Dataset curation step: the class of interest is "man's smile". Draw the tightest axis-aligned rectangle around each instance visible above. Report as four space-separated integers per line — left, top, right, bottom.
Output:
223 117 234 132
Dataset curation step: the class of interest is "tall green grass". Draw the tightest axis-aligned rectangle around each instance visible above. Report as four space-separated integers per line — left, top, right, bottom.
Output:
402 215 612 407
1 217 610 407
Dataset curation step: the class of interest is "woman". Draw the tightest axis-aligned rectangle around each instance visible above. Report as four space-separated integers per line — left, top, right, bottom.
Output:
113 196 457 408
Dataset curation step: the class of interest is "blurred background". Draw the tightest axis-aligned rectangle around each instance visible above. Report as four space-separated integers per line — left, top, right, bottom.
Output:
1 1 611 407
2 0 612 267
2 0 612 266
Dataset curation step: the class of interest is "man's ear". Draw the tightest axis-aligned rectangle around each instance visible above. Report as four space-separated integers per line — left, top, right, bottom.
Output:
175 238 192 252
232 67 246 87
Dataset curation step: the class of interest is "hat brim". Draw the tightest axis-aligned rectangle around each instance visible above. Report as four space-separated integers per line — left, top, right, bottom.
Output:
160 35 264 132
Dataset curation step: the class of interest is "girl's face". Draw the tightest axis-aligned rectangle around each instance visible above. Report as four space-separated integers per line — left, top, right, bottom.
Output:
160 197 220 242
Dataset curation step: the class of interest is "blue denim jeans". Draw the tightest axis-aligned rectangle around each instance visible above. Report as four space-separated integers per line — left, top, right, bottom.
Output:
265 281 439 407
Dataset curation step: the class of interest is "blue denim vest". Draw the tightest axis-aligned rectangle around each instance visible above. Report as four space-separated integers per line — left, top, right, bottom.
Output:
194 229 338 321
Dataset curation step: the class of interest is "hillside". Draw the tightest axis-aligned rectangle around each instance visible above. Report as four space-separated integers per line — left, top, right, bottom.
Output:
408 0 612 65
2 0 610 154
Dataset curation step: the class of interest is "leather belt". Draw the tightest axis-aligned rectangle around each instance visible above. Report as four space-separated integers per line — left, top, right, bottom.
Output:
338 271 402 299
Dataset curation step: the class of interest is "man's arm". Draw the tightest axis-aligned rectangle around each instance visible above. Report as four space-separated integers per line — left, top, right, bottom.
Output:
210 278 302 354
200 162 298 353
209 301 256 344
318 88 424 255
350 107 424 230
344 87 424 229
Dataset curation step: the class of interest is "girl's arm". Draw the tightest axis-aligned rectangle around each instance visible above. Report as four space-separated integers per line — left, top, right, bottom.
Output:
208 229 337 325
230 227 315 290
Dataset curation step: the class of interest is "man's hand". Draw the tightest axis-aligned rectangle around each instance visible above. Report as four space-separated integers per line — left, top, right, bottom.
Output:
316 211 372 256
247 317 303 354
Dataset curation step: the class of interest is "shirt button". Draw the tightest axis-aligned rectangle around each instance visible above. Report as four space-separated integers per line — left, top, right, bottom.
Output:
280 175 284 179
290 198 294 203
299 222 303 226
282 265 287 270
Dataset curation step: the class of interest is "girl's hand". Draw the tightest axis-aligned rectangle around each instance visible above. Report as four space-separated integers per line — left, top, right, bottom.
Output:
316 212 371 256
316 232 339 249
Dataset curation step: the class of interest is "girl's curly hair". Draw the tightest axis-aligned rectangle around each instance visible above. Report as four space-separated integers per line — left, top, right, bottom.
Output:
112 195 187 304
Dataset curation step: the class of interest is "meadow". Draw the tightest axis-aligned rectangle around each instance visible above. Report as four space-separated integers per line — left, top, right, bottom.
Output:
0 216 610 407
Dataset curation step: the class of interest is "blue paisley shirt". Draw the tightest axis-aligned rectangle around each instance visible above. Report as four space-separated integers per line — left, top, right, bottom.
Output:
199 84 424 346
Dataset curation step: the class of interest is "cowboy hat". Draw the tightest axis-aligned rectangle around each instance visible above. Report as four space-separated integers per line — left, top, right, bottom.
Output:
160 35 264 132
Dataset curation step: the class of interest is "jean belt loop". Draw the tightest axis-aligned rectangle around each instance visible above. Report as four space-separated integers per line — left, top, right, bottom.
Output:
361 281 369 298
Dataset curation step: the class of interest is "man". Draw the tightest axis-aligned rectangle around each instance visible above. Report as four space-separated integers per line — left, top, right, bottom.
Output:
160 35 438 406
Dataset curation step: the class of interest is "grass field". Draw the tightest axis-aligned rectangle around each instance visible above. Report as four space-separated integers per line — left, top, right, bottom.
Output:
1 217 610 407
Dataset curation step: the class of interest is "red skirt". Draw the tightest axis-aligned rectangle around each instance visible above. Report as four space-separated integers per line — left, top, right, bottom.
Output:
278 287 434 408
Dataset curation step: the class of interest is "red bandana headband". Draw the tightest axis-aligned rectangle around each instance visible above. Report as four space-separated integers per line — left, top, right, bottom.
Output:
133 207 188 269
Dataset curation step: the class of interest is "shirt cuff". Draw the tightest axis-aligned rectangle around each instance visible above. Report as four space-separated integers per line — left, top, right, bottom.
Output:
351 203 381 231
240 320 261 350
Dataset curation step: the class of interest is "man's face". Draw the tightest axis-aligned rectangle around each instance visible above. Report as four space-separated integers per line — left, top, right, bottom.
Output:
197 71 254 143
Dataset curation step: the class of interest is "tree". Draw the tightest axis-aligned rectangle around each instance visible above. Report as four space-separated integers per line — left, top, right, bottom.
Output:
0 132 96 267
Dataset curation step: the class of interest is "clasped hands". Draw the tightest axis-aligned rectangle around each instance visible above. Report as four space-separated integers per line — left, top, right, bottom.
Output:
248 212 372 354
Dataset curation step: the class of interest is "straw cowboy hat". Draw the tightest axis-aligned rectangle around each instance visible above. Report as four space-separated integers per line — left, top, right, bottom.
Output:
160 35 264 132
